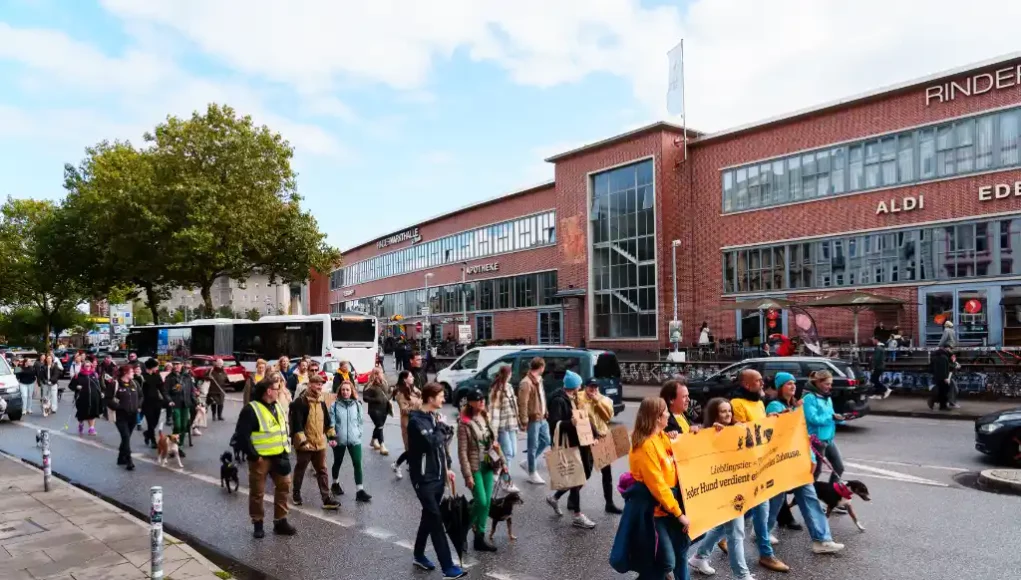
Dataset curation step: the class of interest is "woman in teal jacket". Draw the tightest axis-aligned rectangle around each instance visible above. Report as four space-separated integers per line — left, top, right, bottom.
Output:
330 380 372 503
802 370 845 483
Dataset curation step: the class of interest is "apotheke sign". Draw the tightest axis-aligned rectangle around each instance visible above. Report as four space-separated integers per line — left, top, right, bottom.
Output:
464 262 499 275
342 289 355 297
978 181 1021 201
925 64 1021 106
376 227 422 249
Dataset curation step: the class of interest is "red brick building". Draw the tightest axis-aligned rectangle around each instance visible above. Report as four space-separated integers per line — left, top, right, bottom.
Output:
313 54 1021 352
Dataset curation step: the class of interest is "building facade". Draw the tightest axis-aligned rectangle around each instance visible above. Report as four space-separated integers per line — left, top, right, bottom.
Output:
314 54 1021 352
162 274 303 317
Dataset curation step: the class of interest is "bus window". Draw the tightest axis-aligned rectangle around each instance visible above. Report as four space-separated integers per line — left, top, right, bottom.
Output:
331 317 376 344
127 328 158 358
191 326 215 356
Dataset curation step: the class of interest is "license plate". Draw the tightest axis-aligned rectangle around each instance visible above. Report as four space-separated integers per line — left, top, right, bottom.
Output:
605 388 619 395
227 374 243 383
859 394 866 401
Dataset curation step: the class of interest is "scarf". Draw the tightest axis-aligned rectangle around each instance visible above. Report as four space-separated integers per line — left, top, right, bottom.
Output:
733 388 761 402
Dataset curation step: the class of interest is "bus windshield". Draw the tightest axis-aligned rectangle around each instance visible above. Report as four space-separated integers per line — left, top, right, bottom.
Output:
331 317 376 344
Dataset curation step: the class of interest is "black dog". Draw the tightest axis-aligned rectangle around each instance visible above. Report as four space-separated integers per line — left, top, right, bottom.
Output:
814 479 870 532
488 491 524 543
229 433 248 463
220 451 240 494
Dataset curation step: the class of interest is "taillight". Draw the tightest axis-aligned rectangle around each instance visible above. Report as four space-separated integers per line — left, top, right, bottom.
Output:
847 379 857 386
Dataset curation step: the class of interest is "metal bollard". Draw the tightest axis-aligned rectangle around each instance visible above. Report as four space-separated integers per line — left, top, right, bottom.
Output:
41 429 51 492
150 486 164 579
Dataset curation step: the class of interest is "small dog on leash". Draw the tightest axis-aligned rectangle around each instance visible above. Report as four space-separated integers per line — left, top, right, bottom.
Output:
220 451 239 493
41 396 52 418
814 479 871 532
157 433 183 468
229 433 248 463
192 403 207 436
488 491 524 542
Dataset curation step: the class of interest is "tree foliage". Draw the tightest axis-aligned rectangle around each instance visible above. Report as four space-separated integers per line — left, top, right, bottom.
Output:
0 305 94 351
144 103 340 311
0 197 88 346
244 308 261 321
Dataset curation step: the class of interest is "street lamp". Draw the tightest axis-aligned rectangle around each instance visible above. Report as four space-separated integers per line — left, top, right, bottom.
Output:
460 262 468 325
424 273 434 350
669 239 682 358
671 240 681 322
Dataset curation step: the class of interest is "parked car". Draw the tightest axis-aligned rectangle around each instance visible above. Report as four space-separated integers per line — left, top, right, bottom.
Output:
190 355 248 391
0 356 23 421
686 356 871 421
975 407 1021 466
436 345 547 401
452 347 625 416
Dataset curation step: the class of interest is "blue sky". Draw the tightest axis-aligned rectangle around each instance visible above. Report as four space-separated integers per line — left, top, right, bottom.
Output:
3 0 1020 251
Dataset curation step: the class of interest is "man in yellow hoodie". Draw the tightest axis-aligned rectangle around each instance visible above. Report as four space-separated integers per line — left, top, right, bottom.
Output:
727 369 789 573
580 379 622 514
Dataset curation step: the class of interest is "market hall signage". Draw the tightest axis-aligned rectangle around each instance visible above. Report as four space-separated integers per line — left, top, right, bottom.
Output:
376 227 422 249
876 194 924 215
464 262 499 275
978 181 1021 201
925 64 1021 106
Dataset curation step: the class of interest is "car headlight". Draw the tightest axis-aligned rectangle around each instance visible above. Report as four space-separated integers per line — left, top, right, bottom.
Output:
978 422 1004 434
3 385 18 394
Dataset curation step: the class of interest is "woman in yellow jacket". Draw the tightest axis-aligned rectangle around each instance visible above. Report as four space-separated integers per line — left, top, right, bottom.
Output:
628 397 690 580
580 379 622 514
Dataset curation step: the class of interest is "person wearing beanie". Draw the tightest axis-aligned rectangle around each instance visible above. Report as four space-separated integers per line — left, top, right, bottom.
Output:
764 371 804 533
545 369 596 529
140 358 168 448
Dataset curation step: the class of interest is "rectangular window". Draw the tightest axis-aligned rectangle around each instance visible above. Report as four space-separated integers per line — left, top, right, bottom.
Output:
918 128 936 179
936 124 955 177
735 167 748 210
496 278 511 309
759 163 773 205
591 159 656 338
476 314 493 341
864 140 881 189
848 145 863 191
955 119 975 174
880 137 897 186
975 116 994 170
801 153 817 199
722 171 734 211
897 132 915 182
788 156 802 200
1000 110 1020 166
829 148 845 195
772 160 787 202
747 165 761 208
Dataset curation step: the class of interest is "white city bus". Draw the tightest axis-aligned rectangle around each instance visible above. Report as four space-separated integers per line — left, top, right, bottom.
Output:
128 313 378 374
233 313 378 375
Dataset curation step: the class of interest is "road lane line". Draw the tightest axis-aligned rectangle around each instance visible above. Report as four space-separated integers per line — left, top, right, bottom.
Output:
842 471 949 488
842 461 948 487
847 457 969 472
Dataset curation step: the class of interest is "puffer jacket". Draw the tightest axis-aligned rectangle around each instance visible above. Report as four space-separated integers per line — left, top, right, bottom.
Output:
330 398 363 446
802 389 836 442
407 409 452 486
107 379 140 415
456 412 504 482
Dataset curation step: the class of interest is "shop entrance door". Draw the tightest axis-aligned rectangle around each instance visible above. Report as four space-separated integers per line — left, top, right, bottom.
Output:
918 284 1001 346
538 310 563 345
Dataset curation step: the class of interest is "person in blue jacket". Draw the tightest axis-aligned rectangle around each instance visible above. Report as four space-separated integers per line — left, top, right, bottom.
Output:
802 370 846 483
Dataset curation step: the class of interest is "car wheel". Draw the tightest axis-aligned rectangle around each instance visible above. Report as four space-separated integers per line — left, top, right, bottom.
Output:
441 383 452 404
1004 430 1021 466
7 411 22 421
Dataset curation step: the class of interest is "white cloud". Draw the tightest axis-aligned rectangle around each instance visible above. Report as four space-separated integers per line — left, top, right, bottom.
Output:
98 0 1021 133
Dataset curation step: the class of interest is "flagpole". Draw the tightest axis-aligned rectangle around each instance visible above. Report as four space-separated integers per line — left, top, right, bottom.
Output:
680 39 687 162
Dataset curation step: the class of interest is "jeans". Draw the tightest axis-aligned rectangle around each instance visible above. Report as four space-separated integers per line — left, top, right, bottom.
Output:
746 501 774 558
695 516 750 578
497 428 517 459
19 382 34 413
331 444 364 485
370 414 386 444
812 440 845 483
414 481 455 570
525 420 551 473
768 484 833 542
638 517 690 580
470 465 495 533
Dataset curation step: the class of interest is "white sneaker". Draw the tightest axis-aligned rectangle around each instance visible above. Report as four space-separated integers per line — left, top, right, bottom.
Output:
505 482 521 493
392 462 403 480
519 459 529 472
546 494 563 516
572 513 595 529
687 555 716 575
527 472 545 485
883 387 892 399
769 533 779 545
812 540 845 554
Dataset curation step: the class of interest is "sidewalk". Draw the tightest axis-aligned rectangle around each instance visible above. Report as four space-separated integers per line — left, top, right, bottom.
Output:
0 453 227 580
622 383 1019 420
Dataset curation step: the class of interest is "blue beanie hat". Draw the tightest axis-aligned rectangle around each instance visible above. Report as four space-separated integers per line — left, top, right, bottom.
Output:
563 370 583 390
774 372 796 389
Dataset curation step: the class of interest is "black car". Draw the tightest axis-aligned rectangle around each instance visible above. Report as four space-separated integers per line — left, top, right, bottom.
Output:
452 347 625 416
686 356 871 420
975 407 1021 466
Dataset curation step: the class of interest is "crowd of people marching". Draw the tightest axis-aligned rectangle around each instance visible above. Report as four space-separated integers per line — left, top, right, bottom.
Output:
9 348 857 580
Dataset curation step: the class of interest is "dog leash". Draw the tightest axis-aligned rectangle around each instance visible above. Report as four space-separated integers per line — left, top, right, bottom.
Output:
809 436 847 485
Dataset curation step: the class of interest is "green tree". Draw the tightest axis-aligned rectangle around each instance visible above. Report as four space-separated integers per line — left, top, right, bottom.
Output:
0 198 87 347
215 305 234 319
146 103 339 312
244 308 261 321
133 302 154 326
59 141 173 323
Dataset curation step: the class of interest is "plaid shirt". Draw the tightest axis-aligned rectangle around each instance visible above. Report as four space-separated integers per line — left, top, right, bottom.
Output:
489 380 520 436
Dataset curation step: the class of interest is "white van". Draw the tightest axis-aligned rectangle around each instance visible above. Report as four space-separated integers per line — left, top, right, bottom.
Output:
436 345 543 400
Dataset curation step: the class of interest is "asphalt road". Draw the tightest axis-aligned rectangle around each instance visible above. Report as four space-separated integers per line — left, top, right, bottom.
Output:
1 383 1019 580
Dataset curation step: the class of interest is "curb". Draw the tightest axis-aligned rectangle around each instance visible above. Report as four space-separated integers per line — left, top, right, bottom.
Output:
1 449 274 580
978 469 1021 495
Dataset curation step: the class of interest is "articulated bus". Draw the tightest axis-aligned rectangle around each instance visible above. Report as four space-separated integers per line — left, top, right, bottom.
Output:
127 313 379 374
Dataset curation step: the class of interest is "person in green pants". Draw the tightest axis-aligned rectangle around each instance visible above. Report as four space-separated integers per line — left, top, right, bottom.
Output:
329 380 372 503
164 359 194 453
457 388 506 553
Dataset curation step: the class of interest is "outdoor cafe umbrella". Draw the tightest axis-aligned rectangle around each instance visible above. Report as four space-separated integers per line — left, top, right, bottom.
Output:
717 297 798 344
800 291 905 346
440 481 472 565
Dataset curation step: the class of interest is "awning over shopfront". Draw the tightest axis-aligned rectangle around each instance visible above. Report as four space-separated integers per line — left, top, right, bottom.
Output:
800 291 906 346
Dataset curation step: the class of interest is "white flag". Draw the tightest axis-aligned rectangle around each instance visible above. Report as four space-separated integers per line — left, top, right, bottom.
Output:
666 41 684 116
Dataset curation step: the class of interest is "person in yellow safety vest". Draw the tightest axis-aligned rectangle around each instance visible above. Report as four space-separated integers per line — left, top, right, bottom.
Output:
232 372 297 539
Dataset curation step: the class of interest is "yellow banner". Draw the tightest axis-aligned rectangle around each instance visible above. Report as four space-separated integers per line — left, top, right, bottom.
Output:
672 409 814 538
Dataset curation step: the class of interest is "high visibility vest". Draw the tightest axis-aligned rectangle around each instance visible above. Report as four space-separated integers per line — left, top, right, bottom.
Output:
249 401 290 456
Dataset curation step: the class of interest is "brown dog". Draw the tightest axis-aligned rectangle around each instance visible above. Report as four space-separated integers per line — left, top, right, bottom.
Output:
488 491 524 542
157 433 183 468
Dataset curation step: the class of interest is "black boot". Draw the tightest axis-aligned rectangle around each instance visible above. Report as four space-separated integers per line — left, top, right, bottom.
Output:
273 518 297 536
355 490 372 503
253 521 265 539
292 493 303 506
331 483 344 496
605 502 623 515
473 531 497 552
